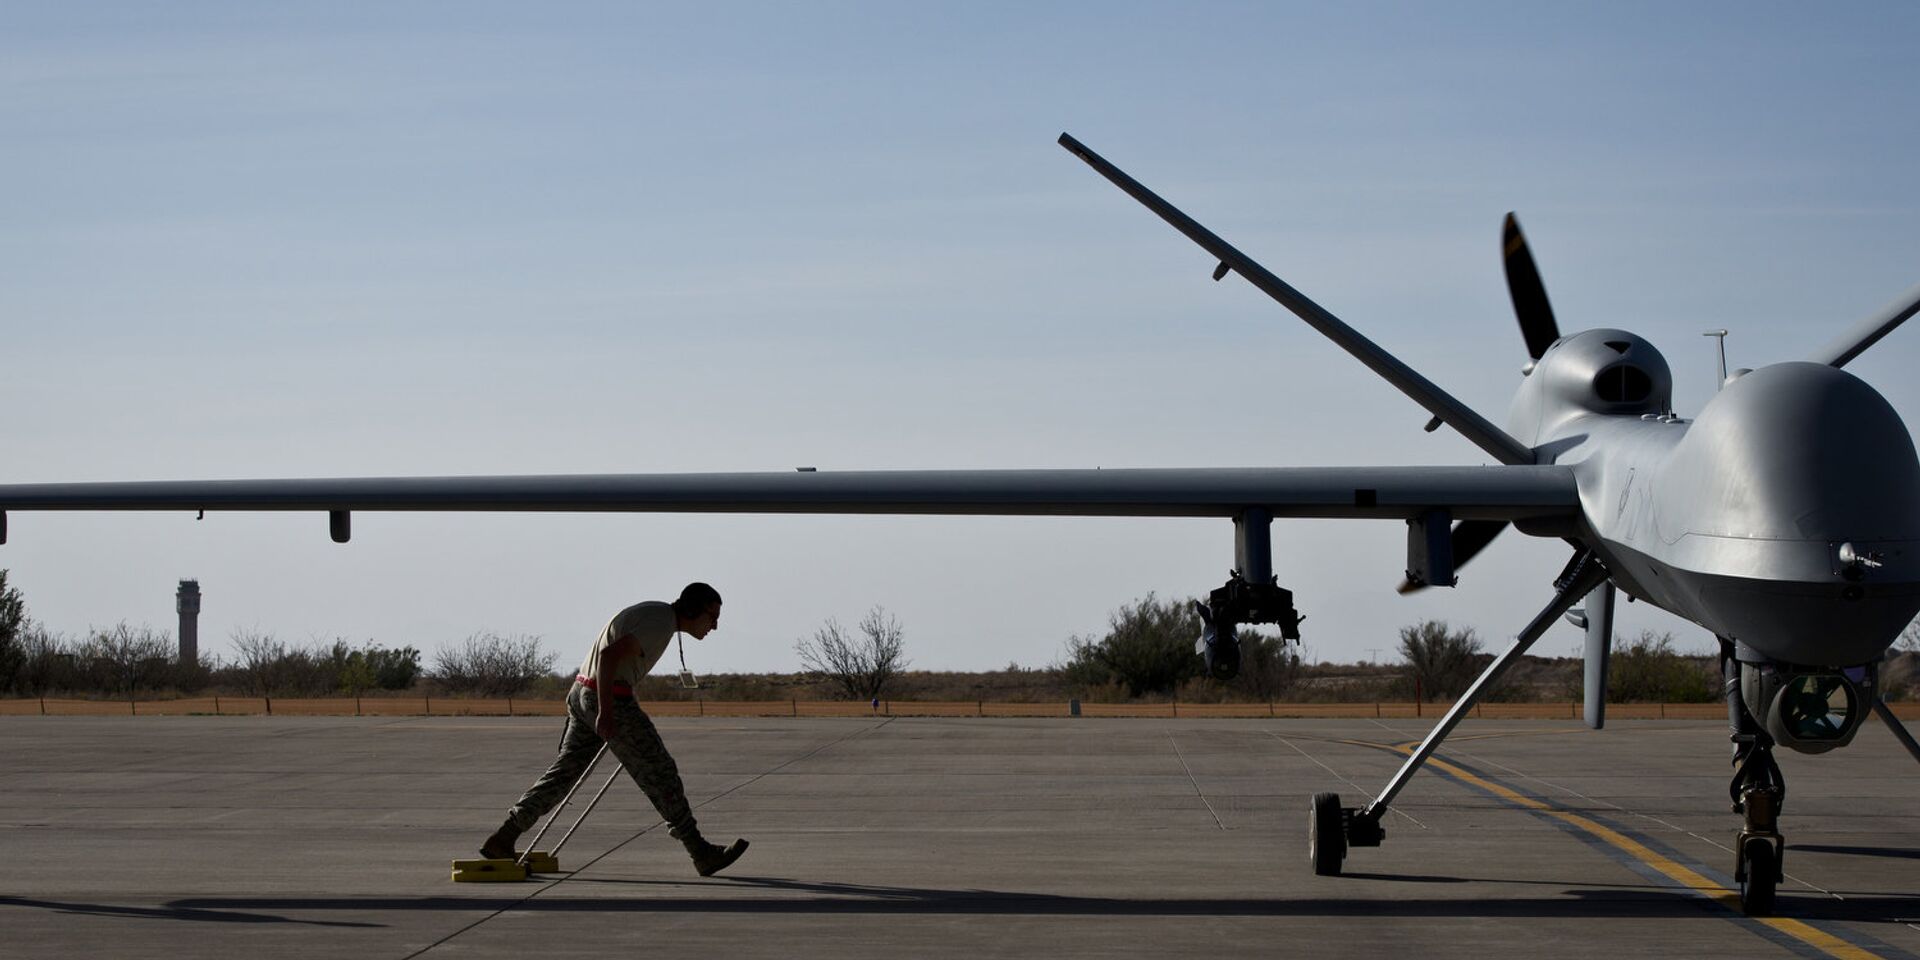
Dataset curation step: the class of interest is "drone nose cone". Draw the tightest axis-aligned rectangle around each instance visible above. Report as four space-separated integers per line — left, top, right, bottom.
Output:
1669 361 1920 542
1656 363 1920 664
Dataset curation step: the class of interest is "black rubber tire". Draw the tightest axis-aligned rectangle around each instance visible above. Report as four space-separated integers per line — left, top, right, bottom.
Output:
1739 837 1777 916
1310 791 1345 877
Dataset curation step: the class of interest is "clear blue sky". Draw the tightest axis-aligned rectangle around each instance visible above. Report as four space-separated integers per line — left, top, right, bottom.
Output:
5 2 1917 672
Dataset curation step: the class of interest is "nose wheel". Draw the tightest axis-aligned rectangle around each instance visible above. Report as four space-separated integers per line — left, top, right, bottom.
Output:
1730 740 1786 916
1737 832 1779 916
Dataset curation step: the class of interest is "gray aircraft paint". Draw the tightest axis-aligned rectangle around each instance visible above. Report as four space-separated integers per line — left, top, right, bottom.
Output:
1515 333 1920 667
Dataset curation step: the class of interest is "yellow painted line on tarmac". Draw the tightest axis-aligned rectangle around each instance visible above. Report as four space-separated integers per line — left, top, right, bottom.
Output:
1351 739 1886 960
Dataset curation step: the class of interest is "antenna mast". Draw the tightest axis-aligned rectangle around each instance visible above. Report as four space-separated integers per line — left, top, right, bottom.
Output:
1703 329 1729 390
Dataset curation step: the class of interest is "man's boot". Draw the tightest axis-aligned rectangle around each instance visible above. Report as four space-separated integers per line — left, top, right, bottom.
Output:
481 819 522 860
683 835 749 877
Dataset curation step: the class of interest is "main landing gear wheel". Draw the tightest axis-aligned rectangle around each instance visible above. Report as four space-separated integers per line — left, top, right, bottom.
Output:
1738 836 1778 916
1310 791 1345 876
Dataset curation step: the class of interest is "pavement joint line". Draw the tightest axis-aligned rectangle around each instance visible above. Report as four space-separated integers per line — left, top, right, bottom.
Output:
400 718 894 960
1162 728 1226 831
1264 731 1427 830
1351 739 1902 960
1363 715 1589 745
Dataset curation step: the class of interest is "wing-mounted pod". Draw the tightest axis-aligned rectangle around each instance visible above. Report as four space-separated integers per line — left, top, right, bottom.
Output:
1195 509 1303 681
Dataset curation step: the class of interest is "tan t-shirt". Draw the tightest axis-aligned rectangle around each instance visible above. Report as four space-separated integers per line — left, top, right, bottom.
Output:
576 601 678 691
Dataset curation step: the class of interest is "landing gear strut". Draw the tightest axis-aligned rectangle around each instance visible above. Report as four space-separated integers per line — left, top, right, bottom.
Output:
1724 644 1786 916
1309 552 1607 878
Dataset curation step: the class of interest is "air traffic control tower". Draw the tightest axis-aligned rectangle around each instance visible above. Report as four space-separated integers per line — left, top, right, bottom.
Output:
176 580 200 665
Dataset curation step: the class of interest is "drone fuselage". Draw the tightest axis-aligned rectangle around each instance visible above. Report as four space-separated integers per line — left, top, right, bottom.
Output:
1513 329 1920 670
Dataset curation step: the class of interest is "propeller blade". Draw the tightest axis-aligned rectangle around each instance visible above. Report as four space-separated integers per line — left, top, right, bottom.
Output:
1502 213 1560 361
1396 519 1508 594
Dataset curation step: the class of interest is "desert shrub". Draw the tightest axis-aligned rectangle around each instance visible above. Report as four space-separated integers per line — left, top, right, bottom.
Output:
433 632 557 697
74 623 174 695
324 639 422 694
0 570 24 694
1609 631 1718 702
229 628 307 695
1399 620 1482 701
1057 594 1201 698
10 626 70 695
1233 630 1303 701
794 607 910 700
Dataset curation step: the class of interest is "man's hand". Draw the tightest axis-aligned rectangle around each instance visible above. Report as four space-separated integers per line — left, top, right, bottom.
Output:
594 710 617 741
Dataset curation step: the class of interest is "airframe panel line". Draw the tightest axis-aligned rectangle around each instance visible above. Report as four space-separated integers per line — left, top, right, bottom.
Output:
1346 739 1907 960
402 719 895 960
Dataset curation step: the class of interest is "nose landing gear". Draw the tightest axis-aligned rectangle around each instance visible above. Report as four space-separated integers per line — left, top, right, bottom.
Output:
1730 738 1786 916
1723 638 1789 917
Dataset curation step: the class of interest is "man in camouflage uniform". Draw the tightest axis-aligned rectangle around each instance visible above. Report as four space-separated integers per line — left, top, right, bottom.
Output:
481 582 748 877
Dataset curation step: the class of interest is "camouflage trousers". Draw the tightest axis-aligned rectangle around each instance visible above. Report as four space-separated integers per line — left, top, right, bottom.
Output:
505 682 698 841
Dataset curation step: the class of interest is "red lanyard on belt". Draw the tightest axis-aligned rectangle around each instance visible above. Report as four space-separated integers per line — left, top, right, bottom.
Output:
575 675 634 697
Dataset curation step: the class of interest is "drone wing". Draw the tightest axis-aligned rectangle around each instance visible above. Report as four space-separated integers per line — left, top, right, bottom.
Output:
1809 280 1920 368
1058 133 1536 468
0 465 1576 542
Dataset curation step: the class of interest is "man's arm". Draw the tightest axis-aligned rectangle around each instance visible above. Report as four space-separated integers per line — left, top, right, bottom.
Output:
593 634 639 739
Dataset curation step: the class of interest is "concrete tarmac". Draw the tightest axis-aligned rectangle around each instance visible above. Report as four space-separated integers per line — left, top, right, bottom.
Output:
3 714 1917 959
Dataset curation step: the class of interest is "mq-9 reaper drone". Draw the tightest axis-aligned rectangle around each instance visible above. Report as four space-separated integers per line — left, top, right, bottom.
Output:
3 134 1918 918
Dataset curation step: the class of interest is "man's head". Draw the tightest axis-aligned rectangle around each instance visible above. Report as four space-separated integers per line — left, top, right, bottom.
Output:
672 581 723 638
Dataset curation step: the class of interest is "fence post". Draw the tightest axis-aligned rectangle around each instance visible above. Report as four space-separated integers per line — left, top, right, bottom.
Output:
424 695 430 716
698 697 704 717
791 698 797 717
1172 699 1178 718
40 696 46 716
977 700 983 717
214 696 220 716
129 698 136 716
265 696 273 716
1375 702 1381 718
357 695 363 717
